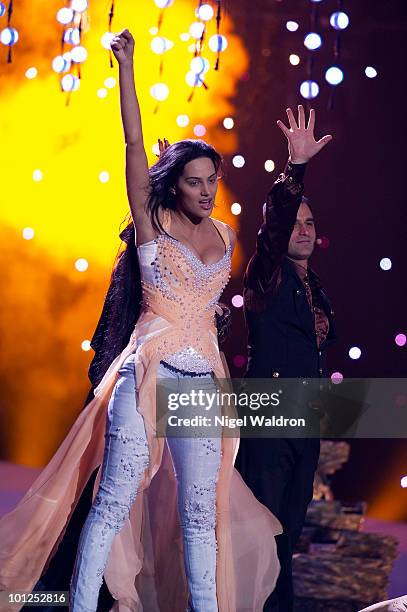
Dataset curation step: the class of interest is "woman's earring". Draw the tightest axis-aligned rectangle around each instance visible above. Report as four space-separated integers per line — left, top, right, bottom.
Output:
170 187 176 195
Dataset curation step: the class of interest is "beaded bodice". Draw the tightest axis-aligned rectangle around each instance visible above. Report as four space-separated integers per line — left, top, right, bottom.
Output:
137 223 231 373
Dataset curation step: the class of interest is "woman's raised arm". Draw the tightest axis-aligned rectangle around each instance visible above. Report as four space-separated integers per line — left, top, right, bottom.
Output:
111 30 155 243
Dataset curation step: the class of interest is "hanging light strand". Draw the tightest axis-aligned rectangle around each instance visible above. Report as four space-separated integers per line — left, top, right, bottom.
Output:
108 1 115 68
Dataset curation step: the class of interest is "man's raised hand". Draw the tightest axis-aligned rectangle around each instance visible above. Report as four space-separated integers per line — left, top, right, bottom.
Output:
277 105 333 164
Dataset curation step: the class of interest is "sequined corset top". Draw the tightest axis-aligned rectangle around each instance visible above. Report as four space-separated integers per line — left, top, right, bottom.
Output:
137 232 231 373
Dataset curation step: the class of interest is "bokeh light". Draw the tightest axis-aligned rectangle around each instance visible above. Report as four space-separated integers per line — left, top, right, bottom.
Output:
331 371 344 385
289 54 300 66
101 32 114 50
176 114 190 127
223 117 234 129
150 83 170 101
25 67 38 79
52 54 71 74
401 476 407 488
330 11 350 30
154 0 173 7
395 334 406 347
32 169 43 182
349 346 362 360
97 88 108 98
61 74 80 92
286 21 299 32
304 32 322 51
231 202 241 215
151 36 174 54
71 46 88 63
208 34 228 53
365 66 378 78
56 7 74 25
81 340 91 352
0 27 19 45
325 66 344 86
71 0 88 12
75 258 89 272
193 124 206 137
232 155 245 168
99 171 110 183
264 159 275 172
379 257 392 271
104 77 116 89
197 4 214 21
232 294 244 308
189 22 205 40
300 80 319 99
22 227 35 240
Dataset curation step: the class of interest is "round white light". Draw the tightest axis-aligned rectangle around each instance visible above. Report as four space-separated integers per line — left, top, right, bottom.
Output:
101 32 114 50
349 346 361 360
180 33 190 42
223 117 234 130
0 27 19 45
300 80 319 99
304 32 322 51
154 0 173 7
61 74 80 92
52 55 71 73
232 294 244 308
71 45 88 63
57 8 74 24
71 0 88 13
231 203 241 215
379 257 392 271
81 340 91 351
22 227 35 240
64 27 80 46
0 3 6 17
75 258 89 272
25 67 38 79
265 160 275 172
150 83 170 101
186 71 204 87
401 476 407 488
330 11 349 30
99 171 110 183
325 66 344 86
197 4 214 21
176 114 190 127
97 88 108 98
208 34 228 53
232 155 245 169
286 21 299 32
33 169 43 181
365 66 378 79
189 22 205 40
150 36 174 54
190 56 209 74
104 77 116 88
289 54 300 66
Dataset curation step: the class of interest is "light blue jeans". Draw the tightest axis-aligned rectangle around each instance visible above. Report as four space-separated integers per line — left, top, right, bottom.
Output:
70 355 221 612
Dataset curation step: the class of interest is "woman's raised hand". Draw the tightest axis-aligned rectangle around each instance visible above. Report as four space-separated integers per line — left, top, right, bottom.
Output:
277 105 333 164
110 29 135 66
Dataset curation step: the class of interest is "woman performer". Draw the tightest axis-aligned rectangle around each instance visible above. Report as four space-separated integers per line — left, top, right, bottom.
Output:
0 29 281 612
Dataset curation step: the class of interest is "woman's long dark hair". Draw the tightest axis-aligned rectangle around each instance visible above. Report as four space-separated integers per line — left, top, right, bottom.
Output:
88 140 226 389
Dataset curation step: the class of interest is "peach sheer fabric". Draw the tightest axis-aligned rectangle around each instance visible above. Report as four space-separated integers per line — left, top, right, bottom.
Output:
0 212 281 611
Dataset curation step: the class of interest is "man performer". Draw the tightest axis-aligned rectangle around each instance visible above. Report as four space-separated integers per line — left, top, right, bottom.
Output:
236 105 336 612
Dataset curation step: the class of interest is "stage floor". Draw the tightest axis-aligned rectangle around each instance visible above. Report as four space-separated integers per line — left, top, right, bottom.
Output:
1 460 406 598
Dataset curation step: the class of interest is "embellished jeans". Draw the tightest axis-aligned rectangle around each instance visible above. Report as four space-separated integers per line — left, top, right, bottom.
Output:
70 355 221 612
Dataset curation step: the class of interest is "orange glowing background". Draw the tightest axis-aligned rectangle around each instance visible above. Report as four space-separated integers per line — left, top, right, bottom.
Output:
0 0 248 466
